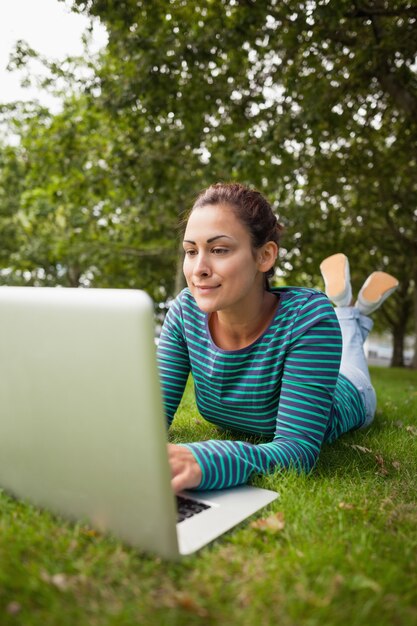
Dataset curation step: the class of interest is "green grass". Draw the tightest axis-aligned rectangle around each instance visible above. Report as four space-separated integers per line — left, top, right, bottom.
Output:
1 367 417 626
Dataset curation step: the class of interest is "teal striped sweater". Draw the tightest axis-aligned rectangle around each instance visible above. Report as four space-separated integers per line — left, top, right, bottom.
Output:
157 287 366 490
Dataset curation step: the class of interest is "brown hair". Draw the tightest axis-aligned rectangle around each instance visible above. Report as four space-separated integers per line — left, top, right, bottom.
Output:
189 182 284 280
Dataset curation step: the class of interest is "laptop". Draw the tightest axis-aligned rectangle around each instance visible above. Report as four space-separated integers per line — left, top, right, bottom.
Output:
0 286 278 559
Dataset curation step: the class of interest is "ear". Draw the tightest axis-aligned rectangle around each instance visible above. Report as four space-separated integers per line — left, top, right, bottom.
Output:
257 241 278 273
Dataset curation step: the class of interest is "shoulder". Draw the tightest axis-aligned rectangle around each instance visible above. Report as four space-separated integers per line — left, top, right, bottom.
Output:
271 286 339 336
272 286 332 313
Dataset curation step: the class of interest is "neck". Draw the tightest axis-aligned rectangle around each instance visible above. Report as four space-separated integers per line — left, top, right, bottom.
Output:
209 289 278 350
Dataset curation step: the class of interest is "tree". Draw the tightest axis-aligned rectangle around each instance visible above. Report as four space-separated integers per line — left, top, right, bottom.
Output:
65 0 417 365
0 139 25 281
2 1 415 362
0 64 178 300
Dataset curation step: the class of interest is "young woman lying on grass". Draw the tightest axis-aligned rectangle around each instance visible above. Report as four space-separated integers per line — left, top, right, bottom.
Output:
157 183 399 493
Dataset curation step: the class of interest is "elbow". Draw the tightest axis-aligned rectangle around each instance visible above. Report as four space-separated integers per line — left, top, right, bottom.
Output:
284 444 319 474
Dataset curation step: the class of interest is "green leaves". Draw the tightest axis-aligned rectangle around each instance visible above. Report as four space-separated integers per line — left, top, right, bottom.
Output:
1 0 416 362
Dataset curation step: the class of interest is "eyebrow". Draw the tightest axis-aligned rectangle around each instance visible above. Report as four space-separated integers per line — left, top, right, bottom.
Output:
183 235 233 244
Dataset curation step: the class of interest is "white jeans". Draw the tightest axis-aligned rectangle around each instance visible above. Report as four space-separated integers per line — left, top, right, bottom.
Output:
335 307 377 428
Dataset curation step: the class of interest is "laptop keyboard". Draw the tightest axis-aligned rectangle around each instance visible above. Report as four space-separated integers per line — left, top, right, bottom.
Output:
176 495 211 523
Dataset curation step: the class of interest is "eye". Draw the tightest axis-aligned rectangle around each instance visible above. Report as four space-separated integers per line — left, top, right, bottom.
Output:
212 247 229 255
184 249 197 257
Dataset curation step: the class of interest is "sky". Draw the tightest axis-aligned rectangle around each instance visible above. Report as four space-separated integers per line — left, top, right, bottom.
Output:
0 0 107 107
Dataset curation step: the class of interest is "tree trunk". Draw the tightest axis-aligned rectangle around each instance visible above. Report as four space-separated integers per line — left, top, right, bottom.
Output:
67 265 81 288
391 326 405 367
412 332 417 369
385 275 414 368
412 261 417 369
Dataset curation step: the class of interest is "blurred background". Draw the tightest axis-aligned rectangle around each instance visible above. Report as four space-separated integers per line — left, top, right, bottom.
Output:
0 0 416 367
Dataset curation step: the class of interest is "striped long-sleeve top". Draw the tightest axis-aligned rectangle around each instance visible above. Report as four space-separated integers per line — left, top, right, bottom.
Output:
157 286 366 490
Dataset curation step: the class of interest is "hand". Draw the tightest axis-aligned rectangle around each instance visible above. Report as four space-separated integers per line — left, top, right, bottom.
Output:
167 444 202 493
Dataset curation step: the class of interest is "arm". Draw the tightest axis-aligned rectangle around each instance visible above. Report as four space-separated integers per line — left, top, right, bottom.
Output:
157 296 204 492
182 295 342 490
157 295 191 427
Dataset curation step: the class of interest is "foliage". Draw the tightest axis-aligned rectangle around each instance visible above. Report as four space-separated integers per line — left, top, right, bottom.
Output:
0 94 177 300
0 367 417 625
1 0 416 361
65 0 417 363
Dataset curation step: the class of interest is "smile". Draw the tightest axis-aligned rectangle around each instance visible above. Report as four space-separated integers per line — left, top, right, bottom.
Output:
194 285 220 292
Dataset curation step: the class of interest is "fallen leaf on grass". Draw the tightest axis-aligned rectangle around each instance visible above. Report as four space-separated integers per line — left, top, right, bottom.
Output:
6 602 21 615
40 571 87 593
345 444 394 476
391 460 401 471
348 444 373 454
406 425 417 436
41 571 70 591
164 591 208 618
375 454 389 476
338 502 355 510
251 511 285 533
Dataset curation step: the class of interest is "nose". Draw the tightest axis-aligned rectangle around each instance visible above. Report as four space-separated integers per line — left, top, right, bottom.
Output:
194 252 211 277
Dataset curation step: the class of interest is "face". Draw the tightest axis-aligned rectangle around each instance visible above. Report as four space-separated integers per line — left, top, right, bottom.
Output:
182 204 275 315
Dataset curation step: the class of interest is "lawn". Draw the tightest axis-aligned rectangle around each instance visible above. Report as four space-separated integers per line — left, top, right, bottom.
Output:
1 366 416 626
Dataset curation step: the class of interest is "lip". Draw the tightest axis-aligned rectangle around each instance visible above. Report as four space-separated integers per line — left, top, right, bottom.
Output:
194 284 220 291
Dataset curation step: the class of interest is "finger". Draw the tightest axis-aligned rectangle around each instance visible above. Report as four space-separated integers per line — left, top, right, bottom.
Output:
168 455 184 477
172 464 202 493
171 466 191 493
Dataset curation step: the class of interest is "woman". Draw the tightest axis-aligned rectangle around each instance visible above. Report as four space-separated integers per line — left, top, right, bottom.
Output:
157 183 398 493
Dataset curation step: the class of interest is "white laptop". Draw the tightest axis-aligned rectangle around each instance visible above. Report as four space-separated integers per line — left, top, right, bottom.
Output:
0 287 278 559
